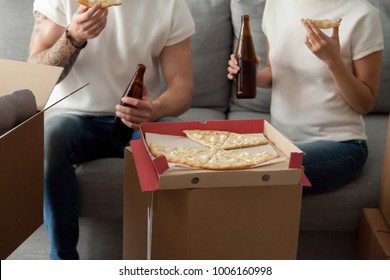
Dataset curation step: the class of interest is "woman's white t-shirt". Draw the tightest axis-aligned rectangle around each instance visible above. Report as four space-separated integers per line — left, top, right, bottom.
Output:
263 0 384 143
33 0 195 117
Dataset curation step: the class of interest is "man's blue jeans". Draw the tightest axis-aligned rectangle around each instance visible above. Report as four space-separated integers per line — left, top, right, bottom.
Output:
44 114 178 260
297 140 368 194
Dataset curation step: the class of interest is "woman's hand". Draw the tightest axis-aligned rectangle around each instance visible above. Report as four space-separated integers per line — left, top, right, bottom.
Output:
302 19 342 67
227 54 260 80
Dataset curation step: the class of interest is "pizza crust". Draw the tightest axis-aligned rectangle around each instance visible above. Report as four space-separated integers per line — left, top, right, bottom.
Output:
301 18 340 29
77 0 122 8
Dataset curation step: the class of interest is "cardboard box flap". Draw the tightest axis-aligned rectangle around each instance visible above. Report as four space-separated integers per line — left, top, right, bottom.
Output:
131 139 169 191
141 119 266 136
363 208 390 257
131 119 308 192
365 208 390 233
0 59 63 110
379 114 390 226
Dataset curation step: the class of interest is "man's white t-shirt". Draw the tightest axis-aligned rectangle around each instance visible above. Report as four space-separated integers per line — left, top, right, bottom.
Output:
262 0 383 144
33 0 195 118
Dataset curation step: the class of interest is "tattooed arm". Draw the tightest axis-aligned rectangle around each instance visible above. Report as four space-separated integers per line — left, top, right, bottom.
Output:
28 4 108 82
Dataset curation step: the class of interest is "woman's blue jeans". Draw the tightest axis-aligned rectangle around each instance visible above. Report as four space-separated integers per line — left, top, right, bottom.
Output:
297 140 368 194
44 114 178 260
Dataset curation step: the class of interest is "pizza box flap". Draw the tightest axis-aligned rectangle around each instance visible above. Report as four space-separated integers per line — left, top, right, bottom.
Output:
130 119 310 192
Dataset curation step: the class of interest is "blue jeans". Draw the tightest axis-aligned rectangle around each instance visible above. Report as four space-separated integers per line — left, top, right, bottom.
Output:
297 140 368 194
44 114 178 259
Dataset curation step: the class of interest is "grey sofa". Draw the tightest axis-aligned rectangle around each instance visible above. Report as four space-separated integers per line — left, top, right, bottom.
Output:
2 0 389 260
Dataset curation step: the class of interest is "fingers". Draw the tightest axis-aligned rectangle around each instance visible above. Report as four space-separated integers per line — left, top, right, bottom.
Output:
115 102 147 129
70 4 108 41
303 20 323 40
115 92 153 129
81 6 108 31
141 85 149 99
227 54 239 80
302 20 329 52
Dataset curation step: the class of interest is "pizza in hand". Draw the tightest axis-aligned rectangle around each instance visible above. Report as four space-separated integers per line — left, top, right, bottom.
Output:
301 18 340 29
77 0 122 8
183 129 269 150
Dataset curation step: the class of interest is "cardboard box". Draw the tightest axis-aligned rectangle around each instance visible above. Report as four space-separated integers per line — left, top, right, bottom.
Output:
379 115 390 226
0 59 62 259
356 208 390 260
123 119 308 260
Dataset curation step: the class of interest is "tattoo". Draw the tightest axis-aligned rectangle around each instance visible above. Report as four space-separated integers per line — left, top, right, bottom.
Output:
29 11 81 83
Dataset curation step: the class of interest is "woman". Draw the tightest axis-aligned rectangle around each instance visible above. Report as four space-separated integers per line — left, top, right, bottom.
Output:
228 0 383 194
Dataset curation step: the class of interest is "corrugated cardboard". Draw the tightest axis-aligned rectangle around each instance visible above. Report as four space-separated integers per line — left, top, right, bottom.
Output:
123 119 306 260
0 59 62 260
356 208 390 260
379 115 390 226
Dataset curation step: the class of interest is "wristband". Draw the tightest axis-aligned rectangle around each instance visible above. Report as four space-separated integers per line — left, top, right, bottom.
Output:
65 28 87 49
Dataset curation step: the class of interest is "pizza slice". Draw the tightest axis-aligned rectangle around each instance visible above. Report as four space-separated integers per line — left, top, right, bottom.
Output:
205 149 279 170
148 142 278 170
183 129 269 150
221 131 269 149
148 142 215 168
183 129 230 148
301 18 340 29
77 0 122 8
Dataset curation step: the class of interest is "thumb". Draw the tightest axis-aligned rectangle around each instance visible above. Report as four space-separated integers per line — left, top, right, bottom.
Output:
141 85 149 100
331 18 342 39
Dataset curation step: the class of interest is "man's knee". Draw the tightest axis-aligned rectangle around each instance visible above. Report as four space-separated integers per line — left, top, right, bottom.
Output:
44 114 83 153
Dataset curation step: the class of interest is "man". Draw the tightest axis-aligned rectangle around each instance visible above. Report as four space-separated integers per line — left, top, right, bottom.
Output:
28 0 195 259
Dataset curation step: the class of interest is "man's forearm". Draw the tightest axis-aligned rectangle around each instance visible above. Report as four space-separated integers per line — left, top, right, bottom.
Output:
28 11 81 82
28 32 81 83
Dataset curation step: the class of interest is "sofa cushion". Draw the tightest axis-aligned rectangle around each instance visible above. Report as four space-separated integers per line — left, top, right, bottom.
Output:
369 0 390 113
180 107 227 121
185 0 233 113
0 1 34 61
76 158 124 220
0 89 37 136
227 109 271 122
229 0 272 114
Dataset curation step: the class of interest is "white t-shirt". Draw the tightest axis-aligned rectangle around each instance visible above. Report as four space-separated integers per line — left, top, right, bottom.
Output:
262 0 384 143
33 0 195 117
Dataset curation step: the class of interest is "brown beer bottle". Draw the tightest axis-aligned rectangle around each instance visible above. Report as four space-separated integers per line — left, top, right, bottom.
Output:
235 15 257 99
112 64 146 142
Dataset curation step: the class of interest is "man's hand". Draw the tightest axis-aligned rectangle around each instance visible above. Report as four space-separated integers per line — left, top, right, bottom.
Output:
115 85 154 130
66 4 108 46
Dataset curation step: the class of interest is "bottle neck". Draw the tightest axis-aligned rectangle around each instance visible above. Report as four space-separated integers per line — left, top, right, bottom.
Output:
240 15 252 37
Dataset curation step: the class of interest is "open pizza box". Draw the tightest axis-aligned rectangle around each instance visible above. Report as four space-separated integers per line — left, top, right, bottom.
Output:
0 59 86 259
130 119 310 192
123 119 310 260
